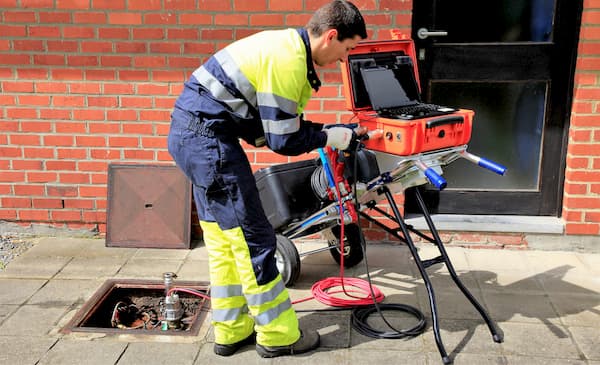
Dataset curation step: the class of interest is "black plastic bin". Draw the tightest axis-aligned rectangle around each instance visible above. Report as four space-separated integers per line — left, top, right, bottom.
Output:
254 158 322 231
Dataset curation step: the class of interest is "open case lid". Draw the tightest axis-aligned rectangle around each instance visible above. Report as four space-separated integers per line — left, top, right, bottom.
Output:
341 38 420 112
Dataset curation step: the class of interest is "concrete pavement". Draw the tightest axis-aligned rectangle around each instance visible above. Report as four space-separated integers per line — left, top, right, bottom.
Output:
0 236 599 365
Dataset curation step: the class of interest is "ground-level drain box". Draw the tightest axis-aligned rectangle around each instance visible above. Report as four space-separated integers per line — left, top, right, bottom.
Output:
61 279 210 337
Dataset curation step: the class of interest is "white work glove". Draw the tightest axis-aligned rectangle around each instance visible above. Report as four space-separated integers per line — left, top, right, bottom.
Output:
325 127 354 150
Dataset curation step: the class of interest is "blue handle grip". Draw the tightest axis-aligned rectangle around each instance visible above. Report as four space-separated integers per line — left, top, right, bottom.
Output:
478 158 507 176
317 148 336 188
424 168 447 190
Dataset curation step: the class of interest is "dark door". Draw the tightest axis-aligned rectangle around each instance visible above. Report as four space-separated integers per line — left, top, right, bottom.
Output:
410 0 583 215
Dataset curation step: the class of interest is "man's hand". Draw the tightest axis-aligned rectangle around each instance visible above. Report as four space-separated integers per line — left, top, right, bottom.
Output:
325 125 368 151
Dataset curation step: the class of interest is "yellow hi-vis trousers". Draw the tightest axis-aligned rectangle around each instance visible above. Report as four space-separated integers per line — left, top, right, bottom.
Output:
201 221 301 347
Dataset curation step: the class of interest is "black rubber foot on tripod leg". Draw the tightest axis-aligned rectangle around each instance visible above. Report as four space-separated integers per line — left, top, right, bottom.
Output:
442 356 453 364
493 333 504 343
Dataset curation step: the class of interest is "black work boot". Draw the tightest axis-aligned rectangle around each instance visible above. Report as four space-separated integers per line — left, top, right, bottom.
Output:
256 329 320 358
213 332 256 356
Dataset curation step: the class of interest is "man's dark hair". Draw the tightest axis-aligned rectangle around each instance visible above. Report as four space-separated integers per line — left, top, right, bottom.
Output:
307 0 368 41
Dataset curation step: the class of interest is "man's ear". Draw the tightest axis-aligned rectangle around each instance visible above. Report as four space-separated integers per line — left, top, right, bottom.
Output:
326 29 338 43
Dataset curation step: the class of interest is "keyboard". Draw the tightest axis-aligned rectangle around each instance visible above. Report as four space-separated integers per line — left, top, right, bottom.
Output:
379 104 455 120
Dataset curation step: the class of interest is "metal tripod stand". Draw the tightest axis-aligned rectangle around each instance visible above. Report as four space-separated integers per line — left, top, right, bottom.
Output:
357 147 505 364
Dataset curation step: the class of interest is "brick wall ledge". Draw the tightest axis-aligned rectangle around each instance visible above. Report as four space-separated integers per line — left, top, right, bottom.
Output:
0 221 99 238
525 233 600 253
404 214 564 234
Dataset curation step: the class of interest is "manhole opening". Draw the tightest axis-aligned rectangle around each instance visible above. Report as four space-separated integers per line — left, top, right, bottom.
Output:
62 279 210 337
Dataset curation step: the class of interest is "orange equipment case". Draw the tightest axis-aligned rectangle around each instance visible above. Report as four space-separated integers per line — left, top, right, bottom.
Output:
340 39 474 156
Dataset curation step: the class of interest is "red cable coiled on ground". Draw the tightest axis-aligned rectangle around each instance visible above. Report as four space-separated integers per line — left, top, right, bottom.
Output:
310 276 385 307
293 182 385 307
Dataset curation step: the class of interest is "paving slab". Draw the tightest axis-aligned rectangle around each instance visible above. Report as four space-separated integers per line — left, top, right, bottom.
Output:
131 248 191 260
421 320 504 356
271 348 351 365
575 252 600 274
116 342 200 365
25 237 136 259
0 304 69 336
435 353 587 365
115 259 184 279
0 304 17 323
523 251 587 273
350 324 424 352
294 262 359 285
569 326 600 360
23 237 101 257
413 269 479 293
480 291 562 325
55 256 129 279
465 249 533 273
498 321 581 359
355 268 422 297
427 352 507 365
184 244 208 260
27 279 102 307
298 312 352 349
0 256 71 279
473 270 546 294
0 336 58 365
0 278 47 304
548 293 600 327
194 341 265 364
535 267 600 294
344 349 427 365
37 338 128 365
356 243 414 269
415 285 489 321
198 347 425 365
177 258 210 282
288 284 332 311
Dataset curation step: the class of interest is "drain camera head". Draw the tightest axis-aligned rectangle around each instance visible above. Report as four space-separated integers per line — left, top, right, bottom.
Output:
163 293 184 329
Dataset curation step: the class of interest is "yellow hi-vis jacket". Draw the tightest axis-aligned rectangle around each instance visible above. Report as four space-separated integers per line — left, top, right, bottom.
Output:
174 28 327 154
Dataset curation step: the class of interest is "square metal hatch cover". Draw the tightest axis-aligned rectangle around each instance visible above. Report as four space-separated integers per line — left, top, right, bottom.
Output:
106 164 192 249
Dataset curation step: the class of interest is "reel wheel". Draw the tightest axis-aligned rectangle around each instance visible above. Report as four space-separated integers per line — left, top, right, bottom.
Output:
274 234 301 287
328 224 365 268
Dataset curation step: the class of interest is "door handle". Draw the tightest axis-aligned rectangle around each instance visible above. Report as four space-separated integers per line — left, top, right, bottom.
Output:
417 28 448 40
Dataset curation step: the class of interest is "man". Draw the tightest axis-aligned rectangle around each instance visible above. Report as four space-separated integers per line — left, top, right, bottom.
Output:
167 0 367 358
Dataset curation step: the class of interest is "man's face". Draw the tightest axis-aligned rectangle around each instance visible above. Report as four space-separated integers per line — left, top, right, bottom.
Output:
316 30 362 67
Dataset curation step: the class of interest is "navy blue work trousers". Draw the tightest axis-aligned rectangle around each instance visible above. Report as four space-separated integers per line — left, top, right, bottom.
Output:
167 108 278 285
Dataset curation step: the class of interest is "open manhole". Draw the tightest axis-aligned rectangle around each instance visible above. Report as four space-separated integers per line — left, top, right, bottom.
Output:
62 274 210 337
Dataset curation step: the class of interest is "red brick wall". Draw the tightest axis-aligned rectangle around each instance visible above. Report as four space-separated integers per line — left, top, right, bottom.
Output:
0 0 597 238
0 0 411 235
564 0 600 235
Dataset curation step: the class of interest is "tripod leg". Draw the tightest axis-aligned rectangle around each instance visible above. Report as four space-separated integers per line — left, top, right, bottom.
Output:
383 188 453 364
414 189 504 343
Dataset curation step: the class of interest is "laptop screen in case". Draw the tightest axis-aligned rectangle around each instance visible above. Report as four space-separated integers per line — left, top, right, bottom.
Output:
360 59 421 111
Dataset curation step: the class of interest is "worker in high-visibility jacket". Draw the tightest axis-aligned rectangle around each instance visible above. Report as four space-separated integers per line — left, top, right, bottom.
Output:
168 0 367 358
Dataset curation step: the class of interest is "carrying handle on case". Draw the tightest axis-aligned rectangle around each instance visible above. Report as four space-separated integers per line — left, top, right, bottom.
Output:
460 151 507 176
360 129 384 141
415 160 447 190
426 115 464 129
